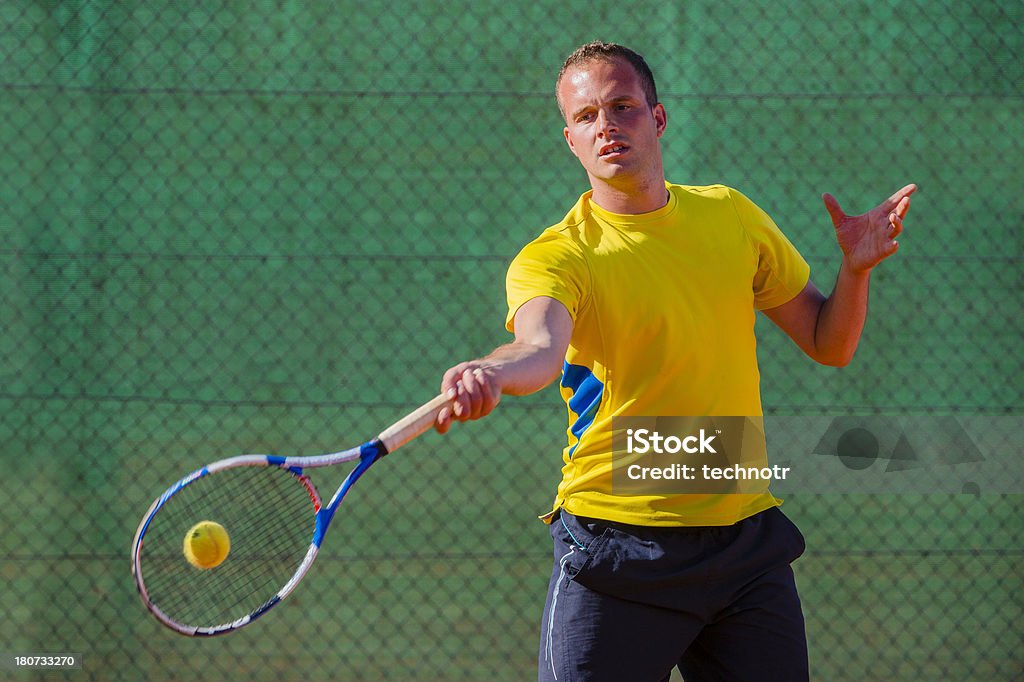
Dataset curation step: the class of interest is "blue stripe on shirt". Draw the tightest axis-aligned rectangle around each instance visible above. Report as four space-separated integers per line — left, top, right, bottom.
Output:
561 361 604 458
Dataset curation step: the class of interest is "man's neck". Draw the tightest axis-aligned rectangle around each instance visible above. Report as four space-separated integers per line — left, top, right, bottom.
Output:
588 175 669 215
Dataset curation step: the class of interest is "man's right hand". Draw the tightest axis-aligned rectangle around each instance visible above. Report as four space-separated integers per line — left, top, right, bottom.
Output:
436 363 502 434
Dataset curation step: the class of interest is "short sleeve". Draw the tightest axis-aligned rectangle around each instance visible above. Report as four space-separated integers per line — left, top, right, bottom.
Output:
505 230 588 333
730 189 811 310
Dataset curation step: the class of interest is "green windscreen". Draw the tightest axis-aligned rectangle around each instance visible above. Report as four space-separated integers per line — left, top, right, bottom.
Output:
1 2 1020 679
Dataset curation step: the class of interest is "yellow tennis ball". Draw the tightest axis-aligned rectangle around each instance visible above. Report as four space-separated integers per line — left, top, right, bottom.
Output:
183 521 230 569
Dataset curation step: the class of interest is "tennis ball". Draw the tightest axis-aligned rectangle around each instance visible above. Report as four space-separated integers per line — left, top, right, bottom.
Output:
183 520 230 569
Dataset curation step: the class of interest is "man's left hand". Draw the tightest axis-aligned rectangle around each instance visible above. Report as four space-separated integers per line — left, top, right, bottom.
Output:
822 183 917 273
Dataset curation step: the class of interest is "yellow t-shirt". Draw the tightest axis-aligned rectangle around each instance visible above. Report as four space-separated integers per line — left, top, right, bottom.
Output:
505 183 810 526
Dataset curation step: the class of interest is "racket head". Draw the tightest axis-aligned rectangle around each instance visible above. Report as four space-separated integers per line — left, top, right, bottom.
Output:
131 456 323 636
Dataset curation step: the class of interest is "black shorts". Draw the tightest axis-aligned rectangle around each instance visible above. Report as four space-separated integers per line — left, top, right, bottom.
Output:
539 506 808 682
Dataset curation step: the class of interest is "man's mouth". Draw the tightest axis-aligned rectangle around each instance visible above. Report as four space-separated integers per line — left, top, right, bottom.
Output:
599 143 629 157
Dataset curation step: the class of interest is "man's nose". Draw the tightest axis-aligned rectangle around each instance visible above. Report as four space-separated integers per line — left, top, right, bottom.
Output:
596 109 619 136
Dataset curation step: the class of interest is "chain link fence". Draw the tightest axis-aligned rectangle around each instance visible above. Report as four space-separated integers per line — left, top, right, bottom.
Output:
1 1 1021 679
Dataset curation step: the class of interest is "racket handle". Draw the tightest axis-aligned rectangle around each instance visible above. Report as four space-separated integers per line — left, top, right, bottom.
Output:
378 394 451 453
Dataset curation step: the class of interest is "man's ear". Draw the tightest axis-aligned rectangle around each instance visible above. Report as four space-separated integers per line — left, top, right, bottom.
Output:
653 103 667 138
563 126 579 158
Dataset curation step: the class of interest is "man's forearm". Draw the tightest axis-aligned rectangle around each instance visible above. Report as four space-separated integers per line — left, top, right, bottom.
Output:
435 296 574 432
814 261 872 367
478 339 565 396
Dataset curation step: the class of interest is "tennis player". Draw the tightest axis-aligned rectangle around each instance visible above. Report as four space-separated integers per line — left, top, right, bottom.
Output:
436 41 914 681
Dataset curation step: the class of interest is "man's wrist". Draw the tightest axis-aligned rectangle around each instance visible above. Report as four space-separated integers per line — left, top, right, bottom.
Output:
839 256 874 278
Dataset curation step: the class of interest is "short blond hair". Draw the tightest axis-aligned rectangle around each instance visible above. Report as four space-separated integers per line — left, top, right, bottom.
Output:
556 41 659 116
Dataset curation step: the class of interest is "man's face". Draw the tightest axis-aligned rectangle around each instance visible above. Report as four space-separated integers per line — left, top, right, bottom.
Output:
557 58 667 188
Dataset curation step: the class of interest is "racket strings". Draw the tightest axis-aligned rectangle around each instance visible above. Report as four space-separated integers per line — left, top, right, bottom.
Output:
138 466 317 629
199 486 313 610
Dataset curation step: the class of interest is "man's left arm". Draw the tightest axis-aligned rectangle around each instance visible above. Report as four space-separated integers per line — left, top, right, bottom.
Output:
762 184 916 367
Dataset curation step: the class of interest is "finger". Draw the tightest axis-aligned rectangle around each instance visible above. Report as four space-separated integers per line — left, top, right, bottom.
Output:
468 368 489 420
883 183 917 211
442 375 463 418
889 213 903 239
472 367 501 417
460 368 483 420
462 367 496 421
434 406 452 434
822 192 845 226
451 379 470 419
441 365 464 398
438 366 461 428
895 195 911 220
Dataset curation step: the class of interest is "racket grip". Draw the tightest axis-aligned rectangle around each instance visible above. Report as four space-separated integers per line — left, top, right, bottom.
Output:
378 394 451 453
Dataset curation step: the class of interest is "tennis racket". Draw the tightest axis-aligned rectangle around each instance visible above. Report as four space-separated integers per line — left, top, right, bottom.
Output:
131 393 450 636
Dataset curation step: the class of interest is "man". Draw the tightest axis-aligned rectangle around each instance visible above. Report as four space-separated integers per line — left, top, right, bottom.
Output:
435 41 914 681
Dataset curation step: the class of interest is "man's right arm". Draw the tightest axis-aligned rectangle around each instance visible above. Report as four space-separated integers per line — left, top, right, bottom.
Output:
434 296 573 433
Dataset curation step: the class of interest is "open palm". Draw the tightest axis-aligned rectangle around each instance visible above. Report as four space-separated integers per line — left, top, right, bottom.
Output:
823 184 916 273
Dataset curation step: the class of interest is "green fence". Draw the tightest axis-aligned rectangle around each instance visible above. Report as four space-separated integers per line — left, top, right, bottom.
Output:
1 1 1021 680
